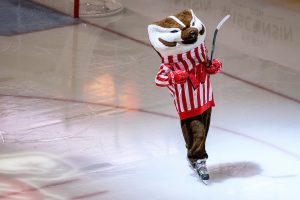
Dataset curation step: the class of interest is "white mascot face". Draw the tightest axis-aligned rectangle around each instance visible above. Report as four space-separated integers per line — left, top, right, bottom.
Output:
148 9 206 57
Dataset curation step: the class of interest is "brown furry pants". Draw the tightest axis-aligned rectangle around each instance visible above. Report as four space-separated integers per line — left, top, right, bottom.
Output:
180 108 212 163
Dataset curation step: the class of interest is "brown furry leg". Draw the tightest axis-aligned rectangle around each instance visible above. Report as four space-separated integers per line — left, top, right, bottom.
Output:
200 108 211 157
189 120 206 162
181 123 192 151
180 108 212 163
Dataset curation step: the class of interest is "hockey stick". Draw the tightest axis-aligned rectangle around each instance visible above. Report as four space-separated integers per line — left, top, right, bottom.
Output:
209 15 230 64
189 15 230 90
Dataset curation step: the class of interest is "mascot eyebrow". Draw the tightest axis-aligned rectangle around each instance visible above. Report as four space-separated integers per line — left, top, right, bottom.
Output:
168 16 186 28
154 18 183 29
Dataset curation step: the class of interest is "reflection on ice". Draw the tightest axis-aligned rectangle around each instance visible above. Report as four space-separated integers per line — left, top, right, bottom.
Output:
0 173 66 200
0 152 75 180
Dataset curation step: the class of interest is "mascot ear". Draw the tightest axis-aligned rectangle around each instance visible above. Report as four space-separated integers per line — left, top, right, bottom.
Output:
190 9 195 16
148 24 160 34
148 24 163 49
190 9 197 21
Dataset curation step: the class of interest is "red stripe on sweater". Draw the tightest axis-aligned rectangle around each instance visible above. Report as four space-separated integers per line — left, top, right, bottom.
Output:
168 86 175 96
194 47 202 64
187 51 199 108
201 44 207 63
157 76 168 82
175 63 187 111
204 43 210 60
202 81 206 105
174 84 182 112
182 60 195 110
156 83 168 87
177 54 183 65
197 85 201 108
162 63 175 71
187 51 196 66
207 76 210 101
180 84 188 111
168 56 174 64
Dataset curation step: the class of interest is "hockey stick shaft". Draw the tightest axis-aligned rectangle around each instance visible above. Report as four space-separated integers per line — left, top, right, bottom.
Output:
209 15 230 64
210 29 218 64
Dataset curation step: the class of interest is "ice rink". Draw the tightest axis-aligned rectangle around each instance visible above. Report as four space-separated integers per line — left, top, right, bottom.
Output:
0 0 300 199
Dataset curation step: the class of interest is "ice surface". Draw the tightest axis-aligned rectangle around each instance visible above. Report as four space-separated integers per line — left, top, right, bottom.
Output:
0 0 299 199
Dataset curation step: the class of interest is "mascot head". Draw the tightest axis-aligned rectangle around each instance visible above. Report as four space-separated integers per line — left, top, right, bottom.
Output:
148 9 206 57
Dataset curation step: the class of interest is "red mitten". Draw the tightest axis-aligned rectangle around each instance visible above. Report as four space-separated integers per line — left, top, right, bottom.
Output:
206 59 222 74
168 70 189 85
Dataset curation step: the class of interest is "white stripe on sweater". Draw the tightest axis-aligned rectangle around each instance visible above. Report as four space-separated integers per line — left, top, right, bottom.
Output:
193 89 199 109
198 46 204 62
204 78 208 104
176 84 184 112
184 83 191 111
209 81 213 101
199 83 204 106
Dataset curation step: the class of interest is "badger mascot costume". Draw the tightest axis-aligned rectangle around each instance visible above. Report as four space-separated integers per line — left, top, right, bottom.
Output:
148 9 223 184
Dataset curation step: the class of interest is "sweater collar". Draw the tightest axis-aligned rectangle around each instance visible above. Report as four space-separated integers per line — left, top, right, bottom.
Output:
160 43 207 64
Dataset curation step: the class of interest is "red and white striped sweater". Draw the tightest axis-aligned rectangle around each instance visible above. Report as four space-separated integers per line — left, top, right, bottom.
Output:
155 43 215 120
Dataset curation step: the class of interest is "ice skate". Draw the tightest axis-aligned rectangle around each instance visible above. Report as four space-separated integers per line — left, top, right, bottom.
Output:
195 159 209 184
189 159 209 184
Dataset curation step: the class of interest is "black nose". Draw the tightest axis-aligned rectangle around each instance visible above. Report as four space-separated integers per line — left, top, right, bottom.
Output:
189 30 196 38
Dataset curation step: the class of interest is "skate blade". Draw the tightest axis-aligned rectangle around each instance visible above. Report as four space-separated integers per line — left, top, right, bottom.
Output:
201 179 209 185
188 164 195 171
196 170 209 185
188 162 209 185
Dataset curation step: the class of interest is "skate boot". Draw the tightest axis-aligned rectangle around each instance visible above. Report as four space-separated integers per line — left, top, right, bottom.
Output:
194 159 209 184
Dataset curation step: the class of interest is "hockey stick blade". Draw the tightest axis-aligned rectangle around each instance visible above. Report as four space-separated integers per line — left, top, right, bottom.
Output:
216 15 230 30
210 15 230 63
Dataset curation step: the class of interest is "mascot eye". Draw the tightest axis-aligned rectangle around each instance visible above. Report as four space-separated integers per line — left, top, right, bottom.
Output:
170 30 178 33
192 21 195 26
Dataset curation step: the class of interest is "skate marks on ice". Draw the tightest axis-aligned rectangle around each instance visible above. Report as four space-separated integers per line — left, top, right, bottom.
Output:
78 162 137 178
208 161 262 183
